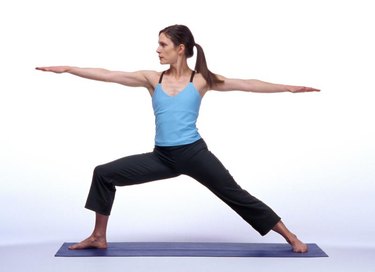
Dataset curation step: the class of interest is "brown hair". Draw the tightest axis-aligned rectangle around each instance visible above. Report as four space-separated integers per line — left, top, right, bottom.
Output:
159 24 223 88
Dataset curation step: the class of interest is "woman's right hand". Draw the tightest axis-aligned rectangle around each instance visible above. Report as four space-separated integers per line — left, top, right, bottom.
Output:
35 66 71 73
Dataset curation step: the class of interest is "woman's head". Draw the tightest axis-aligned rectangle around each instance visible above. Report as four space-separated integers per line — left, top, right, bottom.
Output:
158 24 223 88
159 25 195 59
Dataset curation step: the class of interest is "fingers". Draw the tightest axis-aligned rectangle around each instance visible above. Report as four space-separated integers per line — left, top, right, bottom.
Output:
303 87 320 92
35 66 67 73
296 87 320 93
35 66 55 72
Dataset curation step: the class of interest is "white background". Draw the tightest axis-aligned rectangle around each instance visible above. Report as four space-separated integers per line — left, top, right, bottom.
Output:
1 0 374 249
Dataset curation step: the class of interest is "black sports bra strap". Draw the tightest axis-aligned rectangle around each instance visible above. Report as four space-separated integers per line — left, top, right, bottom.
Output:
158 71 166 84
189 70 196 82
159 70 195 83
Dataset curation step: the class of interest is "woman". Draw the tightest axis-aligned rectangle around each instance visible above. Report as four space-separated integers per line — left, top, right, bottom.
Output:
36 24 319 253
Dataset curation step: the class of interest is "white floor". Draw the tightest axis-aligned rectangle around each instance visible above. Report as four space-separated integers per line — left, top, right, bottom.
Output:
1 243 374 272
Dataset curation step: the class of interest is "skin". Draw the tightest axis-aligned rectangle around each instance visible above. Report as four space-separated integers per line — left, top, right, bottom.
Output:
36 32 318 253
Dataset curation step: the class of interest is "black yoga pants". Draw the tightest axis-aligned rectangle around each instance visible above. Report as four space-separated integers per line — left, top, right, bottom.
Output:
85 138 281 236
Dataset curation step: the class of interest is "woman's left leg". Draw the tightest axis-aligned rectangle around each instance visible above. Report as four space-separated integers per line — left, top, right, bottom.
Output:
180 140 280 236
178 139 307 252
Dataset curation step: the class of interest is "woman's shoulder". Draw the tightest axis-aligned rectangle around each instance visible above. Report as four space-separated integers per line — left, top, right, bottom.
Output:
193 72 209 94
138 70 164 86
140 70 161 78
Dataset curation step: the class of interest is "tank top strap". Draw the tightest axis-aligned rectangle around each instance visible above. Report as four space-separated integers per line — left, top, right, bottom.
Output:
189 70 196 82
158 71 166 84
158 70 196 84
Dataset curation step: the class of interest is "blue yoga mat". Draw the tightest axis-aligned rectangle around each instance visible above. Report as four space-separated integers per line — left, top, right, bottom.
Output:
55 242 328 257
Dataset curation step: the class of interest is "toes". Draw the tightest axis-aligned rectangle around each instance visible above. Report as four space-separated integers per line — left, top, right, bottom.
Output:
292 244 308 253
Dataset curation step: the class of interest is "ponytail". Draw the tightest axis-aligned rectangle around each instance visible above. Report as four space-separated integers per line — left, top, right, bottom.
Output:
194 43 223 89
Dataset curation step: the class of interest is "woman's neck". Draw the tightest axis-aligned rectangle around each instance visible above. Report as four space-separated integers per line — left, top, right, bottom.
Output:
167 61 191 79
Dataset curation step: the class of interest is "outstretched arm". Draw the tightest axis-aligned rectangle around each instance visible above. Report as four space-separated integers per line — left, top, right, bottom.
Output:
35 66 156 90
212 75 320 93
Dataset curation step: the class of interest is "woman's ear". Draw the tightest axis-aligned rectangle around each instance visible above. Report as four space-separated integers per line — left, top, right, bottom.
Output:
177 44 186 55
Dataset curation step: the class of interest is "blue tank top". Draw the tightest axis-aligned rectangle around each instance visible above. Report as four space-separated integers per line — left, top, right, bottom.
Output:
152 71 202 146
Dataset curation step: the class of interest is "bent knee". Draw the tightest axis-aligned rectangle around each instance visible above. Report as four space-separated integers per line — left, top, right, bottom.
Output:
93 164 113 181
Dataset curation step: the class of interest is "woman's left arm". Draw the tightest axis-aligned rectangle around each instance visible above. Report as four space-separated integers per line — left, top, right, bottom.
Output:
212 75 320 93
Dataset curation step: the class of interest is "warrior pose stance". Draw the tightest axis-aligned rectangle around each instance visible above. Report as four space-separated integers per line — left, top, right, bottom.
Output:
37 24 319 253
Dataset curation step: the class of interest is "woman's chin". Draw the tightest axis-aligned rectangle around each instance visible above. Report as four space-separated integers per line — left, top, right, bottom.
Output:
159 58 170 65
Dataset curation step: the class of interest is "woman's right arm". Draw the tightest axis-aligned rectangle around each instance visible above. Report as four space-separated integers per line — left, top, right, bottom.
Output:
35 66 157 90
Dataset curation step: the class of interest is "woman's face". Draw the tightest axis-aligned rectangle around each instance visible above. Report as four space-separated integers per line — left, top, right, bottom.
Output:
156 33 179 65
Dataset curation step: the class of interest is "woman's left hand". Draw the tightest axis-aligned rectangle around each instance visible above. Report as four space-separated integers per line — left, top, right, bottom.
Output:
288 86 320 93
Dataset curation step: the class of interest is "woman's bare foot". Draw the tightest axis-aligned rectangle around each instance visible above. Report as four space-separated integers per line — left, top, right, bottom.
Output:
272 220 308 253
286 234 308 253
68 235 108 250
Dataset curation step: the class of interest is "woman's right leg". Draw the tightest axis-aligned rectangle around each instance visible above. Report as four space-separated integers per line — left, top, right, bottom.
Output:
69 151 178 250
